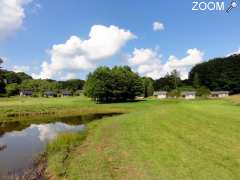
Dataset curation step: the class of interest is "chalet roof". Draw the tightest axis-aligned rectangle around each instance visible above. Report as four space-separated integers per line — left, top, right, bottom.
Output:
61 90 72 95
211 91 229 95
20 90 32 93
44 91 54 95
20 90 33 95
153 91 167 95
181 91 196 96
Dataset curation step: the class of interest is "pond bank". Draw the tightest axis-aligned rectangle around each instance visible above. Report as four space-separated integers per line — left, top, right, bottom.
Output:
0 112 123 180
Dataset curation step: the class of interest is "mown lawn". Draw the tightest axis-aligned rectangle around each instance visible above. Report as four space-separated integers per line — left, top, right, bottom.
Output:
0 96 132 122
45 97 240 180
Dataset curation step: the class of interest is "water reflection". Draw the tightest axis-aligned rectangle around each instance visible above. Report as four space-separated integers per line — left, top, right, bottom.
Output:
9 123 85 142
0 112 122 179
0 122 84 179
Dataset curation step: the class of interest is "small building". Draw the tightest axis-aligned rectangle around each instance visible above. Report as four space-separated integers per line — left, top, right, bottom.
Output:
74 90 83 96
136 96 144 100
181 91 196 100
61 90 72 97
44 91 54 97
20 90 33 97
153 91 167 99
211 91 229 98
3 79 7 84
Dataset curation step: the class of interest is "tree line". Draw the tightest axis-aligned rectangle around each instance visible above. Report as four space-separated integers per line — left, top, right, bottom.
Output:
1 54 239 101
189 54 240 94
0 59 85 97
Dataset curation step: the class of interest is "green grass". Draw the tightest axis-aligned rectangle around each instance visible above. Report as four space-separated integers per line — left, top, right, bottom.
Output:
43 97 240 180
0 96 130 122
1 96 240 179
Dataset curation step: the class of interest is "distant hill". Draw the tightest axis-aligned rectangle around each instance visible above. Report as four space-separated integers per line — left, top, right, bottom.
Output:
0 70 32 84
189 54 240 94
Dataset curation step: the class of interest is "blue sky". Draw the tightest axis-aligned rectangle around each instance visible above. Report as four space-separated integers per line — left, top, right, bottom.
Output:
0 0 239 80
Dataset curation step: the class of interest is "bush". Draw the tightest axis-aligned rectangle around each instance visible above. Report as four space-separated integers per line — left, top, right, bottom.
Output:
196 86 210 97
5 83 19 97
168 89 181 98
84 66 144 103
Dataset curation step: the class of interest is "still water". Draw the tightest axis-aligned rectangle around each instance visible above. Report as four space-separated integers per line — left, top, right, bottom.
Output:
0 113 120 179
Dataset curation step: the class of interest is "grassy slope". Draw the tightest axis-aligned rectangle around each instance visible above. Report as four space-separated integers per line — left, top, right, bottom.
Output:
0 96 129 122
46 98 240 180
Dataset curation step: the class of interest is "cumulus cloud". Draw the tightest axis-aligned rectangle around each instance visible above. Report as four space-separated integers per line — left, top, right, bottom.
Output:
128 48 204 80
9 123 85 142
61 73 77 80
33 25 136 79
12 65 30 73
153 21 164 32
227 48 240 57
31 123 85 142
0 0 33 39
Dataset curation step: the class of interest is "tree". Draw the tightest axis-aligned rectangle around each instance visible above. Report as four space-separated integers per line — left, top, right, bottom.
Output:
16 72 32 82
2 71 21 84
142 77 154 97
193 73 200 88
154 70 181 91
0 58 6 95
84 66 144 103
5 83 19 97
0 81 5 95
189 54 240 94
0 58 3 69
20 79 59 94
59 79 85 91
196 86 210 97
171 70 181 89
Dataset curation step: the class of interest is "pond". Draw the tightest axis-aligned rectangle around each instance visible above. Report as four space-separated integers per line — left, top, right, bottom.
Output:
0 113 121 179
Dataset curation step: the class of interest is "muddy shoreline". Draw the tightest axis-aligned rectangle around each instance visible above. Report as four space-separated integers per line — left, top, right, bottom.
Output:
10 154 48 180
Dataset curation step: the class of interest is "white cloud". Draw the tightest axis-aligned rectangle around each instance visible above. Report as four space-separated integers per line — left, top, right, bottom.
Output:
9 123 85 142
31 123 85 142
33 25 136 79
0 0 33 39
12 65 30 73
166 49 204 79
128 48 204 80
153 21 164 32
227 48 240 57
128 48 159 65
61 73 77 80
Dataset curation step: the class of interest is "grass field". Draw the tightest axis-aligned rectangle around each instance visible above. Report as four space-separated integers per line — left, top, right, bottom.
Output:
1 96 240 179
0 96 130 122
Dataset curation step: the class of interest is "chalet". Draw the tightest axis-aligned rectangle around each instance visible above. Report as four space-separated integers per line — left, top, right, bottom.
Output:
61 90 72 97
181 91 196 100
44 91 54 97
136 96 144 100
153 91 167 99
20 90 33 97
211 91 229 98
74 90 83 96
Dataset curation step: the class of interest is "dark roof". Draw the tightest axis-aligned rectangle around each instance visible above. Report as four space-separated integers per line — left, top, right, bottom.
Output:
181 91 196 96
20 90 33 95
153 91 167 95
44 91 54 95
211 91 229 95
61 90 72 95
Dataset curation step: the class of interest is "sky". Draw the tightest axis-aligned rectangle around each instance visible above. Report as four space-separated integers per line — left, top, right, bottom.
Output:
0 0 240 80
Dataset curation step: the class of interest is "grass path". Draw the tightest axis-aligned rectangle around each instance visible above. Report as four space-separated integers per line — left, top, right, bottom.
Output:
45 98 240 180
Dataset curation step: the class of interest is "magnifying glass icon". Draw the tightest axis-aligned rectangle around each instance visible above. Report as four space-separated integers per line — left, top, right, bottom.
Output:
226 0 238 13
